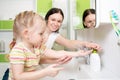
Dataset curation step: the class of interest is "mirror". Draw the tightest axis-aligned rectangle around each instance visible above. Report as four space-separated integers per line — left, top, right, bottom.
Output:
0 0 99 30
82 8 96 28
82 0 99 29
75 0 99 29
51 0 99 40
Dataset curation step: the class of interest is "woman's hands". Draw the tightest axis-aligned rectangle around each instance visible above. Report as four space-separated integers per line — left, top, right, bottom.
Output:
85 42 102 52
76 49 93 57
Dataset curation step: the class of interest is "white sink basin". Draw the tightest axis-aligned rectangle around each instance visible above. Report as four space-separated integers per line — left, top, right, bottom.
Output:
1 58 119 80
40 57 120 80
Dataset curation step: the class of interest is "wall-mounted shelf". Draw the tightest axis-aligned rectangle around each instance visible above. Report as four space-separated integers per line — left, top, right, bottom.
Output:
0 54 9 62
0 20 13 31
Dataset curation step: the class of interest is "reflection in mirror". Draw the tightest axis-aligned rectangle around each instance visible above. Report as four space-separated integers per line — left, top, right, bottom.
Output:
81 0 99 29
74 0 99 30
82 8 95 28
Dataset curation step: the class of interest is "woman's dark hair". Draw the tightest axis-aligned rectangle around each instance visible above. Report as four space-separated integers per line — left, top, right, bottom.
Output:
82 8 95 28
45 8 64 32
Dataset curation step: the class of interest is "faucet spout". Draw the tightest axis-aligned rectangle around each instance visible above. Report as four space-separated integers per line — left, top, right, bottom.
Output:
85 54 90 64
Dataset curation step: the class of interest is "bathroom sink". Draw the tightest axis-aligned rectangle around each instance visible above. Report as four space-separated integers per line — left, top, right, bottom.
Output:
78 64 120 80
1 58 118 80
40 57 120 80
40 58 79 80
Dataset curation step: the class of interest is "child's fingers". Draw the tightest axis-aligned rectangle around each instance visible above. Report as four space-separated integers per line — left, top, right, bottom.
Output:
57 56 72 64
56 67 64 71
46 64 64 77
57 55 68 61
51 64 62 67
51 64 64 71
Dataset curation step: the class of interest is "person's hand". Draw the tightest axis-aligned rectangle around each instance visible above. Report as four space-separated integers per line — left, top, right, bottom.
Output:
86 42 102 52
56 55 72 64
44 64 64 77
77 49 92 57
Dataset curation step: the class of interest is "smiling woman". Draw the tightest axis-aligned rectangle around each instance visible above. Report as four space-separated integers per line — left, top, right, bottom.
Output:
82 8 95 28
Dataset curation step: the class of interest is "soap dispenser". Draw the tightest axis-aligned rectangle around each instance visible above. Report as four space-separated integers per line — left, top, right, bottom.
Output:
90 49 101 72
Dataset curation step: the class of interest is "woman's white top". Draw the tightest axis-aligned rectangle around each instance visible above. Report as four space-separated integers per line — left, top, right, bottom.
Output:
45 32 59 49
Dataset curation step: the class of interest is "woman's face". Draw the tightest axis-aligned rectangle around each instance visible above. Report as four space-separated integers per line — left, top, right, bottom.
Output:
47 13 63 32
84 14 95 28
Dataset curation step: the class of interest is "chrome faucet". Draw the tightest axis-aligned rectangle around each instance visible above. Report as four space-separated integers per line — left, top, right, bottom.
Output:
77 46 91 65
84 54 90 64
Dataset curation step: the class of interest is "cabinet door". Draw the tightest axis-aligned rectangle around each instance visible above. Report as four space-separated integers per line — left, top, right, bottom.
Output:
0 20 13 31
37 0 52 16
